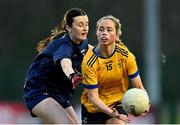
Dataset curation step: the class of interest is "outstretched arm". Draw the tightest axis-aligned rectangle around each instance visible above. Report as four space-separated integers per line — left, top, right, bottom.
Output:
87 88 114 116
60 58 75 77
60 58 82 89
87 88 129 122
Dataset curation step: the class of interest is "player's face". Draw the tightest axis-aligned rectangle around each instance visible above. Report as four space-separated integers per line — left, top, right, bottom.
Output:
96 19 119 46
68 15 89 43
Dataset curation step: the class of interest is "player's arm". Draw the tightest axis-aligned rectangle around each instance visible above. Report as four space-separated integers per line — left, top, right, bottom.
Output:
127 52 150 114
61 58 83 89
54 42 76 77
126 52 145 90
60 58 75 77
129 69 150 115
130 75 150 115
87 88 114 116
86 88 128 122
54 42 83 89
131 75 145 90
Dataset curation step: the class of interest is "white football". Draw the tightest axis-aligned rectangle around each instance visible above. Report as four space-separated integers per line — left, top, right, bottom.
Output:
122 88 149 116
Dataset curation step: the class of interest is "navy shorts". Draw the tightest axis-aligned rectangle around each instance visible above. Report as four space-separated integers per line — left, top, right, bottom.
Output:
81 102 128 124
24 92 71 117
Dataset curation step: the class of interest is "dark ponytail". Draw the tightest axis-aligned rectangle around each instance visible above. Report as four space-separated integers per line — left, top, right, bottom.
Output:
36 8 87 53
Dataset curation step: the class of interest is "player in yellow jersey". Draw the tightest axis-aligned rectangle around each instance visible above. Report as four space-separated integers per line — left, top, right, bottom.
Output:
80 15 149 124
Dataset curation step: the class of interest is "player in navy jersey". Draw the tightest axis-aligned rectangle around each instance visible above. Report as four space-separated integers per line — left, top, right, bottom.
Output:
23 8 89 124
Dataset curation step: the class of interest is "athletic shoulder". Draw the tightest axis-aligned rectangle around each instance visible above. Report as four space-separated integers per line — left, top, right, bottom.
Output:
115 42 129 57
116 41 129 50
83 47 98 67
115 41 136 59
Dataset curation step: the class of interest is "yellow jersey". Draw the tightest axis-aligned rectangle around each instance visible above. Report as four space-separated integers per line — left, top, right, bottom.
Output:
80 43 139 113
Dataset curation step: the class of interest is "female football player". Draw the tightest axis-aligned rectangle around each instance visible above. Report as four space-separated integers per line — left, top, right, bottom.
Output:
80 15 149 124
23 8 89 124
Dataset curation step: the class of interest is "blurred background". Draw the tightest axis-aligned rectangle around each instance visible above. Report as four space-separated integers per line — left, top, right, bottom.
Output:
0 0 179 123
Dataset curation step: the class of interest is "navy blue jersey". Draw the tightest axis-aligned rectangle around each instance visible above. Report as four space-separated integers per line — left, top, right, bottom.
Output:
23 34 88 102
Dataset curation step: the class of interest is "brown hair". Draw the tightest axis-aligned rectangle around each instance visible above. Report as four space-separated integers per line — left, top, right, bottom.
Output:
36 8 87 53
